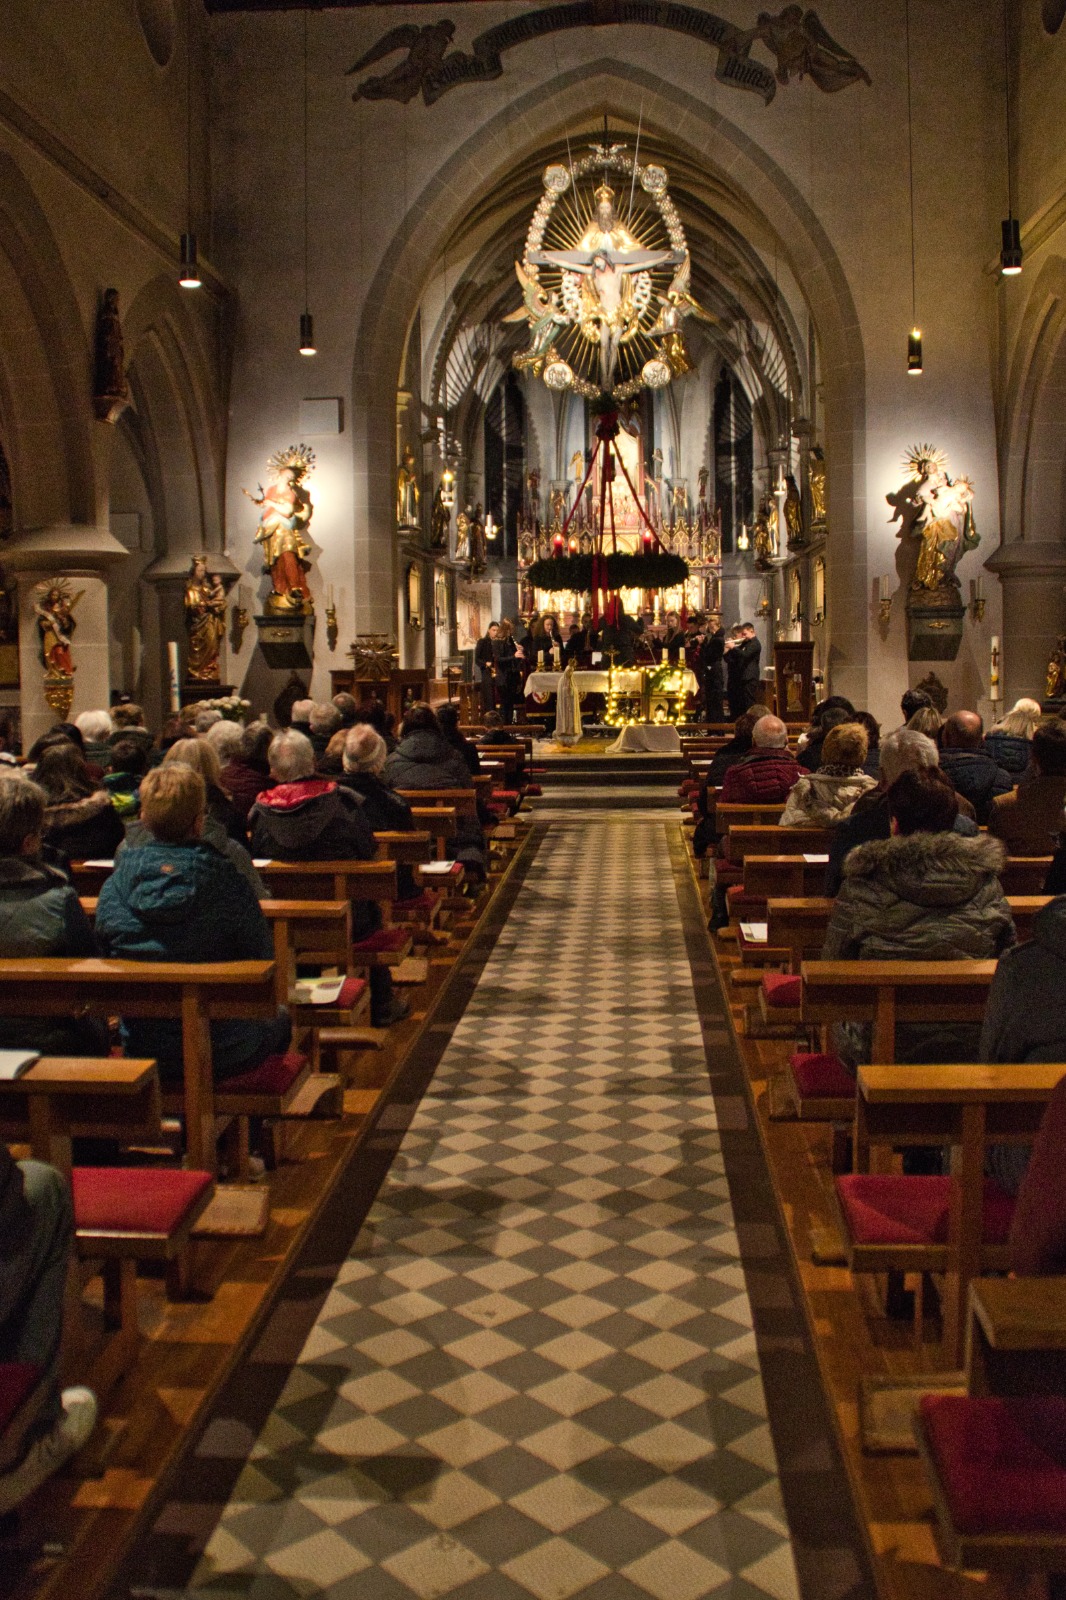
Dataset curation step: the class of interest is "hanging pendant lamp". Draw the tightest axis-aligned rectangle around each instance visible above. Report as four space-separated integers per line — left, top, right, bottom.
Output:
179 8 200 289
299 11 316 352
904 0 920 372
1000 0 1022 275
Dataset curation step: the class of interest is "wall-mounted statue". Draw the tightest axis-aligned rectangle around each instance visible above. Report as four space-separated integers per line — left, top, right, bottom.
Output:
807 444 827 531
183 556 227 682
454 505 471 562
783 473 804 549
397 443 420 529
888 444 978 661
93 288 129 424
753 496 778 569
34 579 81 677
244 444 315 615
430 482 451 551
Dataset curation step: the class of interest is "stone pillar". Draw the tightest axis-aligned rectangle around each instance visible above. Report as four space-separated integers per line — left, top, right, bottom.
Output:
984 540 1066 705
3 523 129 750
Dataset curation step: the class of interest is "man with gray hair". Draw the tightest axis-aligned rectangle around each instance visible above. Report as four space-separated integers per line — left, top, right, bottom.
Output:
249 730 409 1027
332 692 358 729
719 714 801 804
826 726 977 894
307 702 342 761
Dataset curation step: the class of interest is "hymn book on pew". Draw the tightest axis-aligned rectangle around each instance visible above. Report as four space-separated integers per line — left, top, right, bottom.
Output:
0 1049 40 1080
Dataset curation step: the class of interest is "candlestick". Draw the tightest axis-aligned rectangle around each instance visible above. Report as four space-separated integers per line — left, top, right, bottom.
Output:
167 641 181 712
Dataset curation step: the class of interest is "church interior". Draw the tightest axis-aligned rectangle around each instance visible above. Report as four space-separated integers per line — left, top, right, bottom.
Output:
3 2 1066 1598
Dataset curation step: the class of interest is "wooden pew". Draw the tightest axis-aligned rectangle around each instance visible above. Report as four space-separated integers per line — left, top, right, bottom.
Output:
769 895 1050 972
842 1061 1062 1363
0 958 275 1178
743 855 831 899
0 1056 215 1376
725 825 835 865
800 959 998 1066
257 859 409 962
1000 855 1053 895
409 807 458 860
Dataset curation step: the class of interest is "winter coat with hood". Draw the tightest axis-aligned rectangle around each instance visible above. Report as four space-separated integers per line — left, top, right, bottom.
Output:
95 838 278 1084
779 768 877 828
981 896 1066 1063
221 757 271 825
0 856 106 1057
382 731 488 875
988 773 1066 858
336 770 417 897
720 747 802 805
120 813 265 897
249 777 379 937
824 830 1015 1066
41 791 125 863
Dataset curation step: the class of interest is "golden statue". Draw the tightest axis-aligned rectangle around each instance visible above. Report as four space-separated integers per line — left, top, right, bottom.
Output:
183 556 226 683
397 443 420 527
244 444 315 614
808 445 827 527
784 474 804 546
1047 637 1066 700
888 444 979 594
454 505 471 561
34 579 82 676
753 497 778 568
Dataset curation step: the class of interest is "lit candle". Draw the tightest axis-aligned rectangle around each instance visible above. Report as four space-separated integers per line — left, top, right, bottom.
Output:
990 635 1001 701
976 575 984 600
167 641 181 712
552 643 561 668
679 645 686 667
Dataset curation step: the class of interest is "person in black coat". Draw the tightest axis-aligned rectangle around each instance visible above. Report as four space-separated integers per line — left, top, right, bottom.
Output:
474 623 500 713
701 613 726 723
339 725 419 899
723 622 762 716
436 703 481 775
938 710 1013 824
33 743 125 864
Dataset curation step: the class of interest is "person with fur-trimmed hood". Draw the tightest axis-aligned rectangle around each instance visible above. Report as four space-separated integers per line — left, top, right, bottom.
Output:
779 722 877 827
823 766 1014 1067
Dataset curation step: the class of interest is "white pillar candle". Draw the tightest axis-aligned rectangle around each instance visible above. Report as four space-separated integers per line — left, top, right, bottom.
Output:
679 645 686 667
990 635 1001 701
167 641 181 712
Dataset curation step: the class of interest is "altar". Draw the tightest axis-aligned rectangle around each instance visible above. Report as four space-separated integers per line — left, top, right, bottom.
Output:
605 724 683 754
525 667 698 698
526 666 698 731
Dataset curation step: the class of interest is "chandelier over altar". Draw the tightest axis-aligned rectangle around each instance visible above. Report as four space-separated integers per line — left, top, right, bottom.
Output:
504 143 717 401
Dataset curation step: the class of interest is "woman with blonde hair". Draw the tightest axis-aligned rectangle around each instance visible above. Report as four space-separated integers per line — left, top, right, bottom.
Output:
117 738 264 893
906 705 943 742
163 737 245 843
985 696 1043 775
780 722 878 827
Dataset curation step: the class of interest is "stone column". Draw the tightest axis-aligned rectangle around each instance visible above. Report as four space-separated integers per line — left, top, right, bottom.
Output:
3 524 129 750
984 540 1066 705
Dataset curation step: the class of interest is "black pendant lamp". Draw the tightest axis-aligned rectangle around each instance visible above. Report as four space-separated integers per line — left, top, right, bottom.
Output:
904 0 921 373
1000 0 1022 275
179 7 201 289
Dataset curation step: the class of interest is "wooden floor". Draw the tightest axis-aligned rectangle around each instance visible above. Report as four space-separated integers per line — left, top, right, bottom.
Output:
694 850 1039 1600
3 834 533 1600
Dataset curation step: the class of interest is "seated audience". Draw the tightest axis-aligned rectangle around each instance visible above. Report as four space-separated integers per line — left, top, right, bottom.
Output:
705 705 770 788
988 716 1066 856
102 737 148 823
204 719 244 770
107 703 154 762
307 702 342 761
26 724 88 766
383 704 488 878
823 766 1014 1065
899 687 934 728
796 697 856 772
332 692 358 729
34 743 124 862
164 738 246 844
0 1150 96 1513
779 723 877 826
220 721 273 825
0 774 105 1058
121 744 263 895
477 712 527 779
854 711 881 778
74 710 113 773
339 725 418 898
436 703 481 774
720 715 800 804
96 764 291 1085
825 728 977 895
192 707 222 735
317 729 346 776
984 696 1043 776
250 730 408 1026
353 698 396 752
937 709 1013 822
905 704 943 742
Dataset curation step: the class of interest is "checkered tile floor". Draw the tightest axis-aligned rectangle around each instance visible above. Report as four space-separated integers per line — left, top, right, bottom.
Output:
184 818 802 1599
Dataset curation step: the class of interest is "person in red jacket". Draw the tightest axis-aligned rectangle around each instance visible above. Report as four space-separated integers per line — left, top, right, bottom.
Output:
720 715 801 804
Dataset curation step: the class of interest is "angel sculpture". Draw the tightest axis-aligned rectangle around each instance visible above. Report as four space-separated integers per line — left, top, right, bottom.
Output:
505 261 568 376
34 580 83 676
648 252 717 376
887 444 979 594
346 20 455 106
731 7 872 94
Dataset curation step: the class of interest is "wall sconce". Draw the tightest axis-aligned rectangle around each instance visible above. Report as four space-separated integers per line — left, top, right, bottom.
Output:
230 600 250 653
440 466 456 510
878 574 892 624
970 576 986 622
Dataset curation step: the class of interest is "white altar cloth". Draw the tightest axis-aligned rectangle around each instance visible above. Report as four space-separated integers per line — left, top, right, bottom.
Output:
525 668 697 696
605 724 683 754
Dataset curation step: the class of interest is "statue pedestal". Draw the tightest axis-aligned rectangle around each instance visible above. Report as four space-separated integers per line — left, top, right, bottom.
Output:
906 587 965 662
254 613 314 670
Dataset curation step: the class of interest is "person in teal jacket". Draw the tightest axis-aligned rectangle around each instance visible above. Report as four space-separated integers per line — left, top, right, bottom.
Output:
96 763 289 1087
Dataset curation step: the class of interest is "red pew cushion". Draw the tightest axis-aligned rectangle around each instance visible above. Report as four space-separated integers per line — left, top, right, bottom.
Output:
726 885 767 914
352 928 409 955
920 1394 1066 1535
761 972 802 1008
0 1364 42 1436
394 890 441 914
72 1167 213 1235
790 1052 855 1099
219 1051 309 1097
835 1174 1015 1248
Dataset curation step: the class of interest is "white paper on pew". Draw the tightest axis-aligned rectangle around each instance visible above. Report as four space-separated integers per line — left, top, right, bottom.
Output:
421 860 458 875
740 922 768 944
293 978 345 1005
803 854 829 864
252 859 273 867
0 1050 40 1080
82 859 115 868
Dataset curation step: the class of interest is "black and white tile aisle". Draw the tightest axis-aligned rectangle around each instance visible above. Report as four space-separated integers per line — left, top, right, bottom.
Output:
123 819 873 1600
